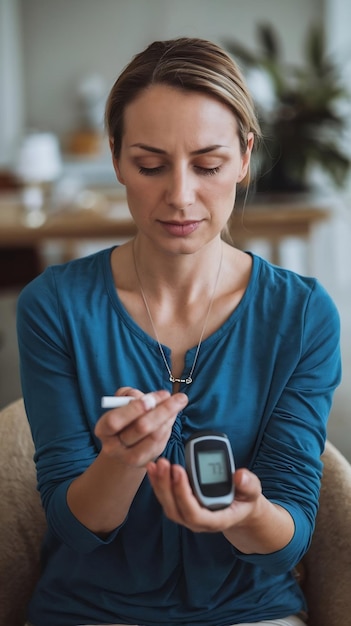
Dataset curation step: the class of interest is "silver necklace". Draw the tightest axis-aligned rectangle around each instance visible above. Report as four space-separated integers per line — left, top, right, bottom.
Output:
132 241 223 385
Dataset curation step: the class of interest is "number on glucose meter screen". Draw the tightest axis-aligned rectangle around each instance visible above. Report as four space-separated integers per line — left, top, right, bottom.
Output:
198 450 229 484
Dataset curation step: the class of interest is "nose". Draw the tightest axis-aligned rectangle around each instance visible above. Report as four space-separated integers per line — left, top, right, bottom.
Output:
165 166 196 210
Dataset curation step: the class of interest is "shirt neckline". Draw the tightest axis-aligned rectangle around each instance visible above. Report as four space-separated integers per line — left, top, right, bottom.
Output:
103 246 261 355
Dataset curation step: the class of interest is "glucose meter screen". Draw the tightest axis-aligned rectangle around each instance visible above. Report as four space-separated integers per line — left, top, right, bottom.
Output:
198 450 227 484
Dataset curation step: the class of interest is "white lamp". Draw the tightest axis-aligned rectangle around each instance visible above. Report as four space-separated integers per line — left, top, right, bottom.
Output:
15 132 62 227
16 132 62 184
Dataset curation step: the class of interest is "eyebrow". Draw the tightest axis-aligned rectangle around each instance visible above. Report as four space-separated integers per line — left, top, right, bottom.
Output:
129 143 227 155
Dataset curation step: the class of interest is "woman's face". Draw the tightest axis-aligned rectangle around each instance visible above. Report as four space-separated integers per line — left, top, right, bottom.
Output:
113 84 253 255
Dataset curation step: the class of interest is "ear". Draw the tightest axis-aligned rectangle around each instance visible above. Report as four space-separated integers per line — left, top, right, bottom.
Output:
237 132 254 183
109 137 125 185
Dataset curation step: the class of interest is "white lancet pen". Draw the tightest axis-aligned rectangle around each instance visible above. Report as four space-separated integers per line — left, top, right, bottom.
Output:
101 396 135 408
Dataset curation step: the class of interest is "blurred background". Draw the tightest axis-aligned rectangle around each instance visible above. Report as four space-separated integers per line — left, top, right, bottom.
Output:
1 0 351 459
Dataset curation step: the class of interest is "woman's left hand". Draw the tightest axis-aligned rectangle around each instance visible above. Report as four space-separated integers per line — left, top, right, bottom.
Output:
147 458 295 554
146 457 262 533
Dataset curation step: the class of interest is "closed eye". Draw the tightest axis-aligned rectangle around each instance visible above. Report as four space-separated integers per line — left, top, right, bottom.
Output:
138 165 222 177
138 166 165 176
195 165 221 176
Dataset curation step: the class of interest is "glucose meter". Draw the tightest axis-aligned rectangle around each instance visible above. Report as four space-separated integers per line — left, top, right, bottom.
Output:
185 431 235 510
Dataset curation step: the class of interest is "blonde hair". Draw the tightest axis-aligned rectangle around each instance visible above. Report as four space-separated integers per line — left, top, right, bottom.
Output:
105 37 261 159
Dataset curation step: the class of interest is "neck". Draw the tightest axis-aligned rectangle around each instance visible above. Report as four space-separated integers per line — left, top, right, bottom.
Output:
131 235 224 299
132 236 224 387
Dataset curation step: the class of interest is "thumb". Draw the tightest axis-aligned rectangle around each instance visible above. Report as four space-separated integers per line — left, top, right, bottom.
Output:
234 468 262 502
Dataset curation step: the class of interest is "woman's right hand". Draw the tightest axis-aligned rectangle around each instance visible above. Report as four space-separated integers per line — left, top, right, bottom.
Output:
67 389 188 534
95 389 189 468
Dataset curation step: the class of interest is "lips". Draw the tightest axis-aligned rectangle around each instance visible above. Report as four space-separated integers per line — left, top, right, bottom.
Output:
158 220 202 236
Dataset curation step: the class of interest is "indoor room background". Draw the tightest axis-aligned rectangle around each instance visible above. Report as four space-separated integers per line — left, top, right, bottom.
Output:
1 0 351 460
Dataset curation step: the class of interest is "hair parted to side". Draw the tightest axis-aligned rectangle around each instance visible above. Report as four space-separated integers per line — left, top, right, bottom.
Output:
105 37 261 160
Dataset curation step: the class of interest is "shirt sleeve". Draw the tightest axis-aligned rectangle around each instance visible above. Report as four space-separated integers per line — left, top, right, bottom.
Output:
16 268 120 553
232 278 341 573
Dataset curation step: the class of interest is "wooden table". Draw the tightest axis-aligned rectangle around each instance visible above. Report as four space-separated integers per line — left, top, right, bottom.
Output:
0 190 330 267
229 195 330 264
0 192 137 246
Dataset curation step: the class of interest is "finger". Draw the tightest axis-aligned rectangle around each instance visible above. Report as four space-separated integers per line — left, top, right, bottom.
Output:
149 462 228 531
148 462 200 522
170 464 201 518
96 390 171 439
147 459 182 521
169 465 225 529
117 392 188 447
115 386 145 399
95 392 188 461
113 419 178 467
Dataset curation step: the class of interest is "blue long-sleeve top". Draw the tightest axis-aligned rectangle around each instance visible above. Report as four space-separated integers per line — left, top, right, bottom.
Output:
16 247 341 626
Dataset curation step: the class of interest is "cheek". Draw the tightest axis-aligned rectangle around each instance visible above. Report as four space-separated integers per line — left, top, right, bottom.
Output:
211 173 238 202
215 177 238 219
124 179 159 216
203 181 236 224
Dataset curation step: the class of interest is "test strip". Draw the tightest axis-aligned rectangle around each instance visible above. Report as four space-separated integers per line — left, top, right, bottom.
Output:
101 396 135 408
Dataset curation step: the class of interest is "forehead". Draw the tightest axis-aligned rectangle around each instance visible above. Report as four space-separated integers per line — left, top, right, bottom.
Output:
122 84 239 145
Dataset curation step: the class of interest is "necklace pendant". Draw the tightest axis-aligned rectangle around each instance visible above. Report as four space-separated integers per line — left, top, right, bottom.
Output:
169 375 183 383
169 374 192 385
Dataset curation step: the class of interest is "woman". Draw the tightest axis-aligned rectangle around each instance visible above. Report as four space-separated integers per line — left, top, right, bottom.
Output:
17 37 341 626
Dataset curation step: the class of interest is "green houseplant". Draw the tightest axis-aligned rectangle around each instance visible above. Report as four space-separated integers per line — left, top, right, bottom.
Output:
224 23 350 193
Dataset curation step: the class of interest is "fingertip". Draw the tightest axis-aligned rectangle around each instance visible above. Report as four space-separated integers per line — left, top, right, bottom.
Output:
146 461 156 475
140 390 172 411
171 464 182 483
174 392 189 407
234 468 249 489
239 469 249 486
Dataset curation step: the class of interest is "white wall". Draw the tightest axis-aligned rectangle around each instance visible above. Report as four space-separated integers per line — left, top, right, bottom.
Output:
318 0 351 461
20 0 322 138
0 0 24 166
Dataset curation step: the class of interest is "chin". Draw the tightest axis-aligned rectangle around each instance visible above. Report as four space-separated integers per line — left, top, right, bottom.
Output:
151 233 220 257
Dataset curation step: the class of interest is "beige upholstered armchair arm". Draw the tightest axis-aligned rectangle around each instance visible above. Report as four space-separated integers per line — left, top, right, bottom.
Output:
301 440 351 626
0 399 46 626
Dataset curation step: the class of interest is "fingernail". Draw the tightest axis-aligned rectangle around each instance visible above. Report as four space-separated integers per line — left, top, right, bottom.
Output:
141 393 157 411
